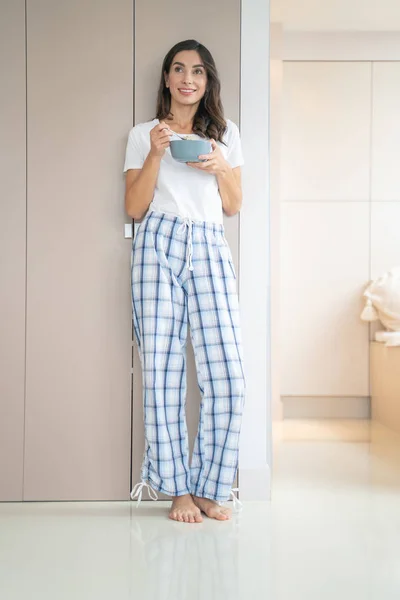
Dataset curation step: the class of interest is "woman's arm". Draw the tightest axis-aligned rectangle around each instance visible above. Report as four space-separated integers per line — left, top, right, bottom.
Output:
124 154 162 220
216 166 242 217
187 140 243 217
124 121 172 220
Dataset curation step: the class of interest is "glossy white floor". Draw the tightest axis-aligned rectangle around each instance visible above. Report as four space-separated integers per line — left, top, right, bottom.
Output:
1 419 400 599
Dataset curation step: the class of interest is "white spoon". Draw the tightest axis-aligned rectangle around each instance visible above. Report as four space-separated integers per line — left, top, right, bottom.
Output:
161 127 188 141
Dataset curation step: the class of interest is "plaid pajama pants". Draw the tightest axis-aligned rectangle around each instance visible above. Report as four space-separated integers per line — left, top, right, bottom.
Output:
131 211 246 503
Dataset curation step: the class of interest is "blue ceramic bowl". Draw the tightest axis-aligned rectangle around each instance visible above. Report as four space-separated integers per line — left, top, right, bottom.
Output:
170 139 212 163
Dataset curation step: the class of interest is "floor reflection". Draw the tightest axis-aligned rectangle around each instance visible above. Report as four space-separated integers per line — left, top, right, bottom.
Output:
129 508 240 600
129 503 271 600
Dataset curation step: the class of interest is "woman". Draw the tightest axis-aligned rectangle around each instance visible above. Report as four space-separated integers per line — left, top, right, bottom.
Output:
124 39 245 524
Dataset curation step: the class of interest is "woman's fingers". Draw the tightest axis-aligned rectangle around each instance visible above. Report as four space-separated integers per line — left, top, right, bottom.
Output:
150 122 172 142
198 147 217 161
198 140 220 161
152 127 172 139
149 122 172 156
187 158 217 171
156 131 172 143
157 132 172 142
150 131 172 152
199 143 219 161
158 121 172 134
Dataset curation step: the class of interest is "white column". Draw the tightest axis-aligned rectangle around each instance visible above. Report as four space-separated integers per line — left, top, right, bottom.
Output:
270 23 283 422
239 0 271 500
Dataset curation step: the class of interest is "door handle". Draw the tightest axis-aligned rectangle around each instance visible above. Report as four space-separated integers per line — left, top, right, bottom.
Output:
124 223 133 238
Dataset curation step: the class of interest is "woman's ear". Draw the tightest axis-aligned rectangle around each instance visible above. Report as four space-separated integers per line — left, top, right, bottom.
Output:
164 73 169 88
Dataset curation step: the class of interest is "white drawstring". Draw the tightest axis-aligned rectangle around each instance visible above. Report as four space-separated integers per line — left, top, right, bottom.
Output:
217 488 243 513
130 481 159 508
229 488 243 513
177 218 194 271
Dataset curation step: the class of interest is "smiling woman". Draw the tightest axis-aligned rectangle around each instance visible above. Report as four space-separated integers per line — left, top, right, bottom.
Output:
123 39 245 524
156 39 226 143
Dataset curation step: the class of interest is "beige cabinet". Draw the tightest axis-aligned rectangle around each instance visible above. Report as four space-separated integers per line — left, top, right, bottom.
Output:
0 0 26 501
371 342 400 433
1 0 134 501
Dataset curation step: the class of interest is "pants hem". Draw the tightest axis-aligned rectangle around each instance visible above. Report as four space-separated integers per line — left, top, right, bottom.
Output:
146 476 191 498
190 488 230 503
144 476 231 503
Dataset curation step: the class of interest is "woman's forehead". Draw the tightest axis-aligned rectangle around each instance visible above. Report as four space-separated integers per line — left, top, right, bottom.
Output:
171 50 203 66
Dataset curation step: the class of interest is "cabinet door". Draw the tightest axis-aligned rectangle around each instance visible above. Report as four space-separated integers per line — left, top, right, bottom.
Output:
0 0 26 501
23 0 133 500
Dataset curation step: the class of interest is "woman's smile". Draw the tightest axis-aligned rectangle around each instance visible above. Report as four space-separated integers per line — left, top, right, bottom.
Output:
178 88 196 96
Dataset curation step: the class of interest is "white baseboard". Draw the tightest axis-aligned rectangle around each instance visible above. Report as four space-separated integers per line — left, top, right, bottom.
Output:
282 396 371 419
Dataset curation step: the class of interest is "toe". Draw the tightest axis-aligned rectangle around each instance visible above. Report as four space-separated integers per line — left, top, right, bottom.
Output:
216 512 228 520
195 512 203 523
214 507 230 520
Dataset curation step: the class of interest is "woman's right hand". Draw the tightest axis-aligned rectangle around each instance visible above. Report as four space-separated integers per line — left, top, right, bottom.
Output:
149 121 173 158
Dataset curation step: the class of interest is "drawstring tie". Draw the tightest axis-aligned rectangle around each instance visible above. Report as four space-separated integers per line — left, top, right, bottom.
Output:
217 488 243 513
130 481 158 507
177 218 194 271
229 488 243 513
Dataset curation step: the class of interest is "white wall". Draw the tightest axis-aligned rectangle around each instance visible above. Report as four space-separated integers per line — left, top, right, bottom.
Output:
371 63 400 280
271 0 400 31
279 36 400 417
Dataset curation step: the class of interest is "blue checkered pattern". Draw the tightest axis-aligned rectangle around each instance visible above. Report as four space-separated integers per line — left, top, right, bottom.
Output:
131 211 246 503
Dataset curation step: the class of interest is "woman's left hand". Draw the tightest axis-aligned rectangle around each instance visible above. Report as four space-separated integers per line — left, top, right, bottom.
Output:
187 139 229 175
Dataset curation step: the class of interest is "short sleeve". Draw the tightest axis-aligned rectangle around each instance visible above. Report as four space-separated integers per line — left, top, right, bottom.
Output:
123 126 145 172
225 120 244 169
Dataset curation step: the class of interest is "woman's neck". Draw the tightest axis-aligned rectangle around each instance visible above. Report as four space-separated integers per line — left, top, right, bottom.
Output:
166 101 198 132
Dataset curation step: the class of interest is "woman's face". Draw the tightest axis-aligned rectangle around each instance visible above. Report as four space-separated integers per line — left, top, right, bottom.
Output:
165 50 208 108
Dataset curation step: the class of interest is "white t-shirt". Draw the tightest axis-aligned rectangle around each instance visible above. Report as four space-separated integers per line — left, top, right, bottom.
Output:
123 118 244 224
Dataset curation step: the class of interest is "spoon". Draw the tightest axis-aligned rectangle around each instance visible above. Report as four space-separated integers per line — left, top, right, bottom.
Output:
161 127 188 141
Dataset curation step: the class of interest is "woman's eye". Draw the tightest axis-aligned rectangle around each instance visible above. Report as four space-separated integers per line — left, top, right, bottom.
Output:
173 66 204 75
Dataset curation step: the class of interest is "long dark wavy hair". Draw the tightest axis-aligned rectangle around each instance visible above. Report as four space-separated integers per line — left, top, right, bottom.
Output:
155 39 227 143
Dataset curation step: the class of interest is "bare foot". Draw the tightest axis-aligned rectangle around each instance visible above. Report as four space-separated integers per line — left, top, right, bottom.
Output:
169 494 203 523
192 496 232 521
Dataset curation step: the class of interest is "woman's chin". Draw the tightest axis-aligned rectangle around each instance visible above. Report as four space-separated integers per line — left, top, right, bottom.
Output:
171 94 202 107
